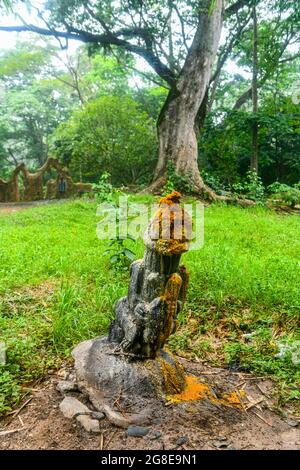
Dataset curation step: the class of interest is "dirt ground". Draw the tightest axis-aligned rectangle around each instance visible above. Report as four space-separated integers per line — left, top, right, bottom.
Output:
0 358 299 451
0 200 72 215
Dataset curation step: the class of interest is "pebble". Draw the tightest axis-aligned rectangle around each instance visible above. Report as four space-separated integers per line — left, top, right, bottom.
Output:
217 435 227 441
126 426 149 437
59 397 100 433
148 430 162 440
56 380 78 394
176 436 188 446
212 440 229 449
286 419 299 428
152 418 161 425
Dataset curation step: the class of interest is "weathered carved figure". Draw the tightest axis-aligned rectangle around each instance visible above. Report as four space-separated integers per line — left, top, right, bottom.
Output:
109 191 191 358
70 192 192 426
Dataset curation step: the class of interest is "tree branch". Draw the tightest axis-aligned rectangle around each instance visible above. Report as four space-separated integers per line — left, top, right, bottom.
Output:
0 23 177 87
225 0 254 17
210 10 252 84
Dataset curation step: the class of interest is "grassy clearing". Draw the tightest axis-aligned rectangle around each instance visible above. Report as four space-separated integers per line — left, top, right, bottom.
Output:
0 197 299 414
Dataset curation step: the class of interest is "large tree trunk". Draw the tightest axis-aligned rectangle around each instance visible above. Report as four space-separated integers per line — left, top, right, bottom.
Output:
151 0 224 199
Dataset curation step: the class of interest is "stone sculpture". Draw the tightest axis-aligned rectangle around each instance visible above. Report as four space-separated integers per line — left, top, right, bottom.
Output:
0 164 25 202
109 191 191 358
71 192 193 426
0 157 93 203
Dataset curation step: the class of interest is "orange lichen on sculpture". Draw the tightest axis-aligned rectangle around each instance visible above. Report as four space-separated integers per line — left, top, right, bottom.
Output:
167 375 246 410
160 273 182 346
150 191 192 256
178 265 190 303
155 354 186 395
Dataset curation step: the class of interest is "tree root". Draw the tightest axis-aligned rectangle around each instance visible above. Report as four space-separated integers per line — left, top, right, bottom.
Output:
86 387 152 429
144 177 255 208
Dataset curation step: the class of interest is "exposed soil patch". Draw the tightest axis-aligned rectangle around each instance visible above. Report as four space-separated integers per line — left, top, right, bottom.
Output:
0 359 299 450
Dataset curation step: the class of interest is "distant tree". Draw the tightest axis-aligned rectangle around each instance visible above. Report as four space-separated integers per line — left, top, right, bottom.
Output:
0 42 75 170
52 95 157 185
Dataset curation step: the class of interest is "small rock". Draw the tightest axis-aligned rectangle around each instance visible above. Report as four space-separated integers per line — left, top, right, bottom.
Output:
287 419 299 428
57 368 68 379
152 418 161 425
176 436 188 446
60 397 87 419
56 380 78 394
148 430 162 440
77 415 100 433
126 426 149 437
212 440 229 449
59 397 100 433
217 435 227 441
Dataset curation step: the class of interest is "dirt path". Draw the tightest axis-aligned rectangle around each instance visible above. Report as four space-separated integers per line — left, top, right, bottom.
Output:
0 199 72 215
0 359 299 450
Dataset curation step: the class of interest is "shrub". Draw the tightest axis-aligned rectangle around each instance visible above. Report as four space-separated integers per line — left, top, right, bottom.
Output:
268 182 300 208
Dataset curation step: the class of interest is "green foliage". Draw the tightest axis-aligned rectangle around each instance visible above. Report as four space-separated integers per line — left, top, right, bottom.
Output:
103 236 136 271
224 333 300 402
164 162 193 194
93 172 113 203
52 96 157 186
201 170 227 195
232 171 266 203
268 182 300 208
0 370 20 413
200 74 300 188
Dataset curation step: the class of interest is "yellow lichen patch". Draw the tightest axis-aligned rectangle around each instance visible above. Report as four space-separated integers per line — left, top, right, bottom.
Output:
178 265 190 302
219 390 246 410
166 375 247 411
159 273 182 345
158 356 186 395
166 376 214 403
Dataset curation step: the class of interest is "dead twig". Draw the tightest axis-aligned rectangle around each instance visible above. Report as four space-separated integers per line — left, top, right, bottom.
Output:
104 430 117 450
0 427 26 436
236 381 247 389
114 399 127 418
7 397 33 418
199 371 222 375
245 398 264 411
100 433 104 450
18 415 24 427
252 410 273 427
255 383 268 396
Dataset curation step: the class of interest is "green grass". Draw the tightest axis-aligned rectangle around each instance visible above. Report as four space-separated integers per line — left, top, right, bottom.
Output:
0 197 299 414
